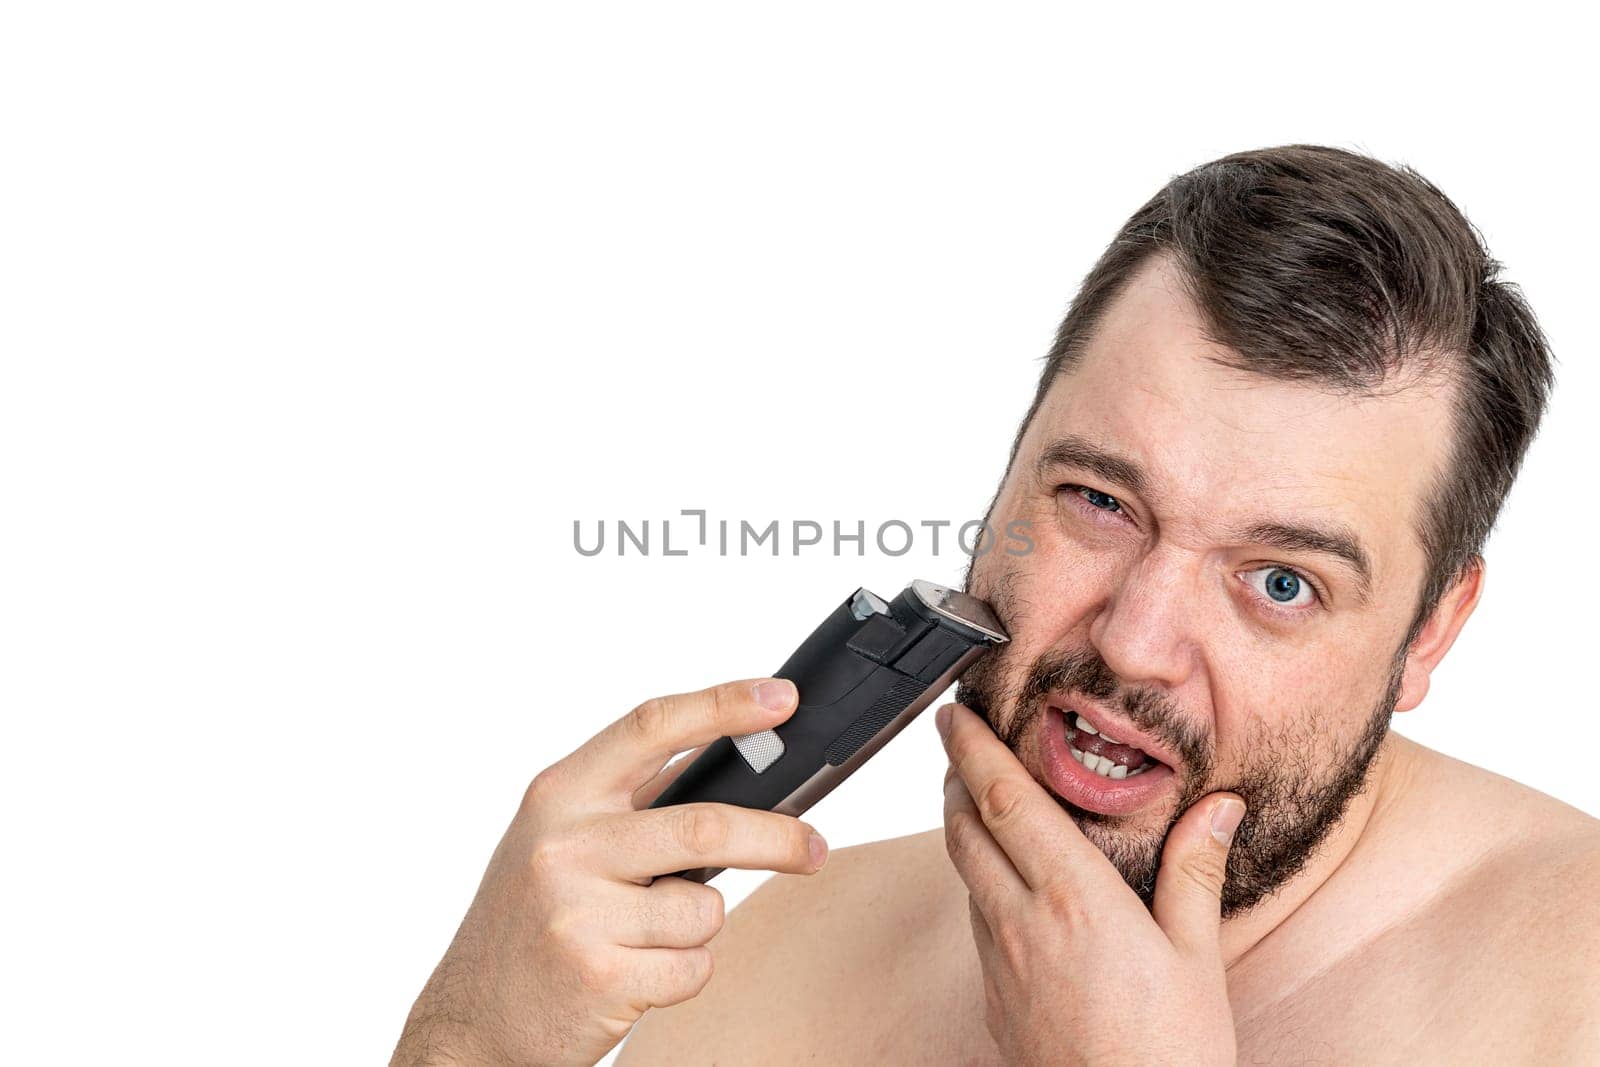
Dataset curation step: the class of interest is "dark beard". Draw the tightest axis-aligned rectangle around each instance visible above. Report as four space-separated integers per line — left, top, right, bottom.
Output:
955 639 1405 919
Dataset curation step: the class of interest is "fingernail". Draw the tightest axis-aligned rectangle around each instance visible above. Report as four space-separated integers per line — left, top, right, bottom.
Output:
1211 798 1245 846
935 703 953 739
754 679 796 711
809 831 829 869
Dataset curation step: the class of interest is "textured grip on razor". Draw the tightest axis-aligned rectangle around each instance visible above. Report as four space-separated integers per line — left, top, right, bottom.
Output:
823 677 926 766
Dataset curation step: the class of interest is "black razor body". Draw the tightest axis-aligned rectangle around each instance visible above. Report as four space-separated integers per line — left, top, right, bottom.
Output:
648 580 1007 883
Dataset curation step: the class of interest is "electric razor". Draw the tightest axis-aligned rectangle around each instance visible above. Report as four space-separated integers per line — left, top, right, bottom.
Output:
647 579 1008 883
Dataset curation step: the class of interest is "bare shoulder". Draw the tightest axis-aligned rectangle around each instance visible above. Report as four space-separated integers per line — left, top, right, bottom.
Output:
1425 746 1600 921
1465 801 1600 1058
1418 749 1600 1054
617 829 957 1066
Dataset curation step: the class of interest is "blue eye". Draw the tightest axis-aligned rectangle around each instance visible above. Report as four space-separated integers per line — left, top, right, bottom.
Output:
1069 486 1123 514
1245 566 1318 610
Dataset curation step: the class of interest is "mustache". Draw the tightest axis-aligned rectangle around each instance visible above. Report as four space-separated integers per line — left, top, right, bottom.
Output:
961 642 1213 777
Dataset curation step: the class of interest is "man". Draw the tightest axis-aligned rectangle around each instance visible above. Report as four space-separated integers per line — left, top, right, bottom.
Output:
392 146 1599 1065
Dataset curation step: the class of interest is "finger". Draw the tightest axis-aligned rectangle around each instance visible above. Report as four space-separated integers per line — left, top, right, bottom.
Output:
565 678 799 804
611 877 726 949
620 945 716 1011
965 896 1007 1032
967 894 997 964
943 760 1026 915
589 801 826 881
631 743 712 810
939 702 1105 892
1152 793 1244 959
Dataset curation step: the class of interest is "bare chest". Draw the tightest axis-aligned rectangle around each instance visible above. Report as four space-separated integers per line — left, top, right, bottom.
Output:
811 917 1554 1067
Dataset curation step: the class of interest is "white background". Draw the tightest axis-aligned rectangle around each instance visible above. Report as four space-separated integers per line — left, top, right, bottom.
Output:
3 4 1594 1064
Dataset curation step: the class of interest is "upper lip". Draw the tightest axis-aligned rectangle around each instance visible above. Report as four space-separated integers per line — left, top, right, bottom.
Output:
1045 691 1179 769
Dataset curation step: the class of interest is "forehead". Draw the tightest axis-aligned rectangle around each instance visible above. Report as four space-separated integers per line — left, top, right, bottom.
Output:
1026 256 1457 597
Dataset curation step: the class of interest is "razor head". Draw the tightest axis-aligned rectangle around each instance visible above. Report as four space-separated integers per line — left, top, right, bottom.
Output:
910 579 1008 644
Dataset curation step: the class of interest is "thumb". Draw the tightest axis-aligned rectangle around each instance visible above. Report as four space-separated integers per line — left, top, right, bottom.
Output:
1151 792 1244 959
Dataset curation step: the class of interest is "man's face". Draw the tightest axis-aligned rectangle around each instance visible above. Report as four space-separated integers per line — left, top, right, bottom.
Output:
956 254 1455 917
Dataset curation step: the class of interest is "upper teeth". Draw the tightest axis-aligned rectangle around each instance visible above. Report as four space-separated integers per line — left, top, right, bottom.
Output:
1074 712 1122 745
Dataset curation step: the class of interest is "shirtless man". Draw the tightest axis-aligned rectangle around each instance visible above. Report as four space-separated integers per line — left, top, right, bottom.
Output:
391 145 1600 1065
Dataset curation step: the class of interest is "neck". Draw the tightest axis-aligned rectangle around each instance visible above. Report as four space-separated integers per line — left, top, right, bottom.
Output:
1214 731 1422 969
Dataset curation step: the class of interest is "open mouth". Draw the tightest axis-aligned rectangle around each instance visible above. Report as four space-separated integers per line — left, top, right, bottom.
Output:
1038 702 1175 815
1063 711 1157 780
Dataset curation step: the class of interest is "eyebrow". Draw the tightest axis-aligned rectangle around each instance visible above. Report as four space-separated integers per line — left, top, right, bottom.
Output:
1034 434 1375 604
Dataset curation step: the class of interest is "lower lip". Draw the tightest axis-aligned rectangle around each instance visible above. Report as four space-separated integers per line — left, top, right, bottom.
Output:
1038 706 1174 816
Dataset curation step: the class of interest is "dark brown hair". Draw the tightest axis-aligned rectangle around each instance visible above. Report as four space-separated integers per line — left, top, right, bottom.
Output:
1007 144 1556 651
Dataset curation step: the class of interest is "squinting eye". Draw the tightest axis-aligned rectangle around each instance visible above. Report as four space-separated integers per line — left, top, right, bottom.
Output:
1065 485 1124 515
1243 566 1318 611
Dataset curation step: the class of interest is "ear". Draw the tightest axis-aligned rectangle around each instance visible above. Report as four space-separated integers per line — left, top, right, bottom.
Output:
1394 558 1485 714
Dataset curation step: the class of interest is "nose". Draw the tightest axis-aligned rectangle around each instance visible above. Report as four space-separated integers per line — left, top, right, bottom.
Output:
1086 543 1200 692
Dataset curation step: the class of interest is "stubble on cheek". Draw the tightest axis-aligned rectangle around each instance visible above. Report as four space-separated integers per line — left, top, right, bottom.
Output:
955 553 1030 730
